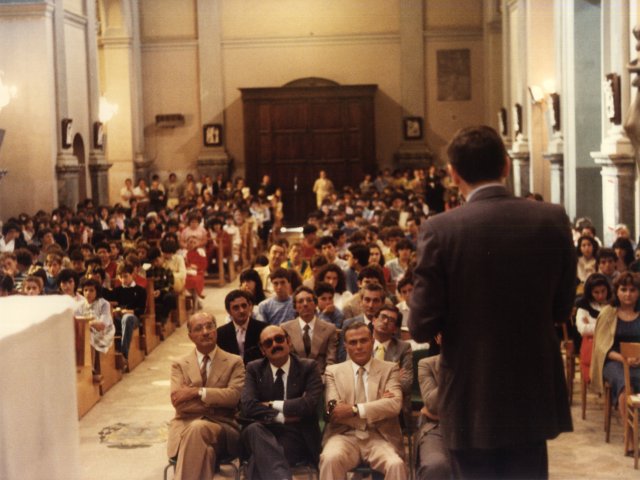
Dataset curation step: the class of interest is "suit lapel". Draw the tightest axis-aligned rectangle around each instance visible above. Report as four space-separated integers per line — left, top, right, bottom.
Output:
207 349 226 386
310 318 324 357
338 362 355 404
186 349 202 386
287 356 299 398
290 321 305 356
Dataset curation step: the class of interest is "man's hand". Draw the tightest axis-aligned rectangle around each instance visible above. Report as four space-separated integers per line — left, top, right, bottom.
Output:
422 405 440 421
330 402 355 421
153 290 160 298
171 386 200 406
382 390 395 399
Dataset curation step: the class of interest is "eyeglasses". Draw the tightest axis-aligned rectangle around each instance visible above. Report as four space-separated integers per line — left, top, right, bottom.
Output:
261 334 286 348
377 313 397 324
191 322 216 333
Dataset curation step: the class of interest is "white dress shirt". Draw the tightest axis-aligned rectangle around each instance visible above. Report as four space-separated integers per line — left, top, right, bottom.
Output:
269 357 291 423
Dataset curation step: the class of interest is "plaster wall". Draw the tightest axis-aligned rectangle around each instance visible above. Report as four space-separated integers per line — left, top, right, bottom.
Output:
0 5 58 217
65 18 90 160
424 0 483 28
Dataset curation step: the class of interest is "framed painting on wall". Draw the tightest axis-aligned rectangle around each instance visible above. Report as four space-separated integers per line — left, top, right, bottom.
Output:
403 117 423 140
203 124 223 147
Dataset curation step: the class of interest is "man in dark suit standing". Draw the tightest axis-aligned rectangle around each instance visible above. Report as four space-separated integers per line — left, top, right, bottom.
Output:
217 289 266 364
409 126 576 479
240 325 323 480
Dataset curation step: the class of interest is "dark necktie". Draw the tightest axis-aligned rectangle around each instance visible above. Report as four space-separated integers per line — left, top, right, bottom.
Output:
302 324 311 357
200 354 210 385
273 367 285 400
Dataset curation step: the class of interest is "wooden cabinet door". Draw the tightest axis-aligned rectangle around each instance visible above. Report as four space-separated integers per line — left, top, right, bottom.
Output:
242 84 377 226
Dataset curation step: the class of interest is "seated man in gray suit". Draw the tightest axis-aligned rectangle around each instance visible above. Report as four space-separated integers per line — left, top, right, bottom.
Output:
167 312 245 480
371 305 413 419
240 325 323 480
281 285 338 376
416 339 451 480
320 321 407 480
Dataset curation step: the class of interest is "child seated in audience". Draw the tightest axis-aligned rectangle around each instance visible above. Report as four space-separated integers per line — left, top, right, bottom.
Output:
0 275 14 296
22 275 44 296
58 268 83 303
95 242 117 285
315 281 344 328
223 213 241 263
125 253 147 289
146 247 176 325
257 268 296 325
597 248 619 286
396 274 414 329
79 277 115 356
575 273 612 376
107 263 146 370
44 252 63 294
160 237 186 293
183 235 207 299
576 235 598 284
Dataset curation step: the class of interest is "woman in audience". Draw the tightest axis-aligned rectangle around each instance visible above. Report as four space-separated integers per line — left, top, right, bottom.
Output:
160 237 186 293
0 275 14 296
239 268 266 320
315 263 352 310
576 273 612 383
591 272 640 419
576 235 598 284
58 268 83 303
612 237 635 273
368 243 391 285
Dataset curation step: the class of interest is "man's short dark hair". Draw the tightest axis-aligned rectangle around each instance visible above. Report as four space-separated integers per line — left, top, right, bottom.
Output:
597 248 617 263
269 267 290 282
362 282 385 295
292 285 317 304
58 268 78 287
314 281 335 298
357 265 386 285
343 320 372 338
318 235 336 248
224 289 253 312
349 244 370 267
396 238 414 252
447 125 507 184
302 224 318 236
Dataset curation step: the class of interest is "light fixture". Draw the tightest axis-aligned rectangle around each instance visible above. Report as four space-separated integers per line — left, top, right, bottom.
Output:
528 85 545 104
0 72 17 111
99 96 118 123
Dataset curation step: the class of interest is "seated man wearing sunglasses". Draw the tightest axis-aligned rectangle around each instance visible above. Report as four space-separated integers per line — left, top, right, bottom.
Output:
240 325 324 480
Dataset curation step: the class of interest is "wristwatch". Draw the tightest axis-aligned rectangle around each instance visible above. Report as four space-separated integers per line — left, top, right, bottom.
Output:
351 405 359 417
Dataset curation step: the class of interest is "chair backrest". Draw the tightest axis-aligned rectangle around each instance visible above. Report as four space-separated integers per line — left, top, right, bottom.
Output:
620 342 640 397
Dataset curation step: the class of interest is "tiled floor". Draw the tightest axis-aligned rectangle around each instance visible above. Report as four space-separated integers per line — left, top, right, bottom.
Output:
78 281 638 479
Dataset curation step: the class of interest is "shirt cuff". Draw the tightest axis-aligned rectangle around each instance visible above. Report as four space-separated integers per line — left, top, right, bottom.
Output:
274 412 285 424
199 388 206 401
357 403 366 418
272 400 284 413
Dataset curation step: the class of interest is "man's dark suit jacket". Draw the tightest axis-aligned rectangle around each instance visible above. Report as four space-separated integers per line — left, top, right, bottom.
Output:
240 355 323 464
217 318 267 364
409 185 576 451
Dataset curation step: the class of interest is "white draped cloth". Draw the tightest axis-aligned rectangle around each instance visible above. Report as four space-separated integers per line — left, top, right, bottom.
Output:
0 296 81 480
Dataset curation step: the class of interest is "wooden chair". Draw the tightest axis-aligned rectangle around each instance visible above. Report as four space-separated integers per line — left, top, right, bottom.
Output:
604 381 613 443
620 342 640 468
205 239 226 287
74 316 100 418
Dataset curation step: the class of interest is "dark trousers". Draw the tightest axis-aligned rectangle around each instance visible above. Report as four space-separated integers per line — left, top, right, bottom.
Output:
241 422 310 480
114 313 139 359
449 441 548 480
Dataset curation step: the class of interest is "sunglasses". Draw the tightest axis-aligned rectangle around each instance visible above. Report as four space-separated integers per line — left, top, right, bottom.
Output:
262 334 286 348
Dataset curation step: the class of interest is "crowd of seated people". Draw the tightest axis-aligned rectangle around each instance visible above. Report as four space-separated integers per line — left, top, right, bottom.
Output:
570 218 640 445
164 167 459 479
1 166 460 478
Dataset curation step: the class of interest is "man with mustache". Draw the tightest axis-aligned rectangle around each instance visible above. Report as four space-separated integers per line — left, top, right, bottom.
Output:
167 312 245 480
240 325 323 479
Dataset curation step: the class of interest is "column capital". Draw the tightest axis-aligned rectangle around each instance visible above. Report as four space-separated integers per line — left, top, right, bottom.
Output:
543 152 563 167
590 151 636 170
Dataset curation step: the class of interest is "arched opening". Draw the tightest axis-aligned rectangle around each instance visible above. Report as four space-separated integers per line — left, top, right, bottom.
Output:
73 133 89 202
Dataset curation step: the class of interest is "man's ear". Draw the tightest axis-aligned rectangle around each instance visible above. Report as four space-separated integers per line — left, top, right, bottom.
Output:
447 164 461 186
502 155 511 180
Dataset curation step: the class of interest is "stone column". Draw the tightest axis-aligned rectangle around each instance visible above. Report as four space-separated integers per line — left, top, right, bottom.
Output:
591 153 636 246
510 151 530 197
89 163 112 205
543 152 564 205
196 0 232 179
393 0 433 168
56 164 81 209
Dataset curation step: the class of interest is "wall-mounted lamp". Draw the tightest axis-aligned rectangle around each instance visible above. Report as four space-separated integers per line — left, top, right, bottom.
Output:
528 85 545 104
99 96 119 123
0 72 17 112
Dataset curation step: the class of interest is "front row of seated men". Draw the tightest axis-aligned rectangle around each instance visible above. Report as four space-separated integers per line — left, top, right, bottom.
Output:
168 307 419 480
